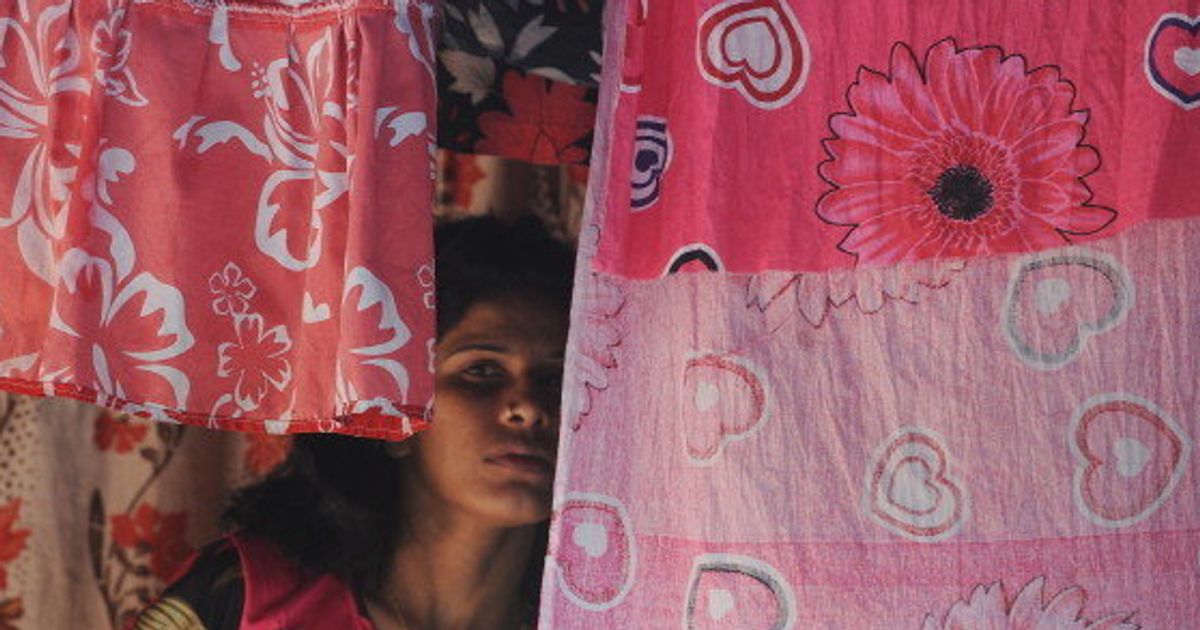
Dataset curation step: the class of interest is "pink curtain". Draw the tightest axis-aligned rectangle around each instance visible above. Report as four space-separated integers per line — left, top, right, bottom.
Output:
541 0 1199 627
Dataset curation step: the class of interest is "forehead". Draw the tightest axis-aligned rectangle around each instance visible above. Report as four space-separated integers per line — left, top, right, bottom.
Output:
441 297 568 355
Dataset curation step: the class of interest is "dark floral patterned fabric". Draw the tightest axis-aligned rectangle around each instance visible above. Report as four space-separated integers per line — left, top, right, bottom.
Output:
438 1 603 164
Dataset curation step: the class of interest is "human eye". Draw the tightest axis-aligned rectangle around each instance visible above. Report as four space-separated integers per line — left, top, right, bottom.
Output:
461 360 506 381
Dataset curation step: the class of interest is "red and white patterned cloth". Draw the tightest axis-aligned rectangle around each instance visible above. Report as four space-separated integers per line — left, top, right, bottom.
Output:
0 0 439 440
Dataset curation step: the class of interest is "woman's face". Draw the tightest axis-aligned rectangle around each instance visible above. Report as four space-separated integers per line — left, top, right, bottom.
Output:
405 295 568 528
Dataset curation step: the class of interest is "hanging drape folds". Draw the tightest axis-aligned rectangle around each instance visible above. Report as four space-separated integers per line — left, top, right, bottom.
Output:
541 0 1199 627
0 0 439 439
0 151 587 630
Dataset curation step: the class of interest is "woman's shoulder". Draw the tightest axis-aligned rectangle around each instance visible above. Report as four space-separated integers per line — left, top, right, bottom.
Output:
134 538 245 630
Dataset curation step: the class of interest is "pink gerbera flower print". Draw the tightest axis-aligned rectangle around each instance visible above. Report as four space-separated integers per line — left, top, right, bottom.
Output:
817 39 1115 265
923 577 1139 629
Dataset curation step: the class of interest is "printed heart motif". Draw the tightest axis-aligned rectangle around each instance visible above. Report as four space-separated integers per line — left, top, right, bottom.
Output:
682 353 770 464
1112 437 1151 478
684 554 796 630
708 588 735 620
552 493 635 610
631 116 672 211
1033 277 1072 315
1144 14 1200 109
572 521 609 558
1070 394 1190 527
665 243 724 275
1002 250 1132 370
697 0 810 109
888 460 942 513
1176 47 1200 75
865 427 968 541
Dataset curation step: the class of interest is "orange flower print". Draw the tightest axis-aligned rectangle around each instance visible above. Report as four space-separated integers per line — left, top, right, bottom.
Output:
110 504 193 582
0 500 30 590
817 39 1114 265
243 432 293 477
0 596 22 630
477 71 596 165
93 411 149 454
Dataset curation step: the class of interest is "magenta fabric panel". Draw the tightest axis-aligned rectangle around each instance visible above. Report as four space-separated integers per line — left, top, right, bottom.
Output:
542 0 1200 627
594 0 1200 277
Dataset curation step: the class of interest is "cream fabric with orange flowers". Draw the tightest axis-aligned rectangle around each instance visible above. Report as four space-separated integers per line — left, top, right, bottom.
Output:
0 392 287 629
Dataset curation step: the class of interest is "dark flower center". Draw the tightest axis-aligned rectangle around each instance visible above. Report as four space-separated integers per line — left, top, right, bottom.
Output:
927 165 994 222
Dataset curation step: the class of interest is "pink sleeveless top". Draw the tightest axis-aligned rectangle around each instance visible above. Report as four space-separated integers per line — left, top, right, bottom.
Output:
231 534 375 630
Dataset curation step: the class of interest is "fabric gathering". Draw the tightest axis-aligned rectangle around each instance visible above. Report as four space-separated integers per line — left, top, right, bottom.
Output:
0 0 1197 628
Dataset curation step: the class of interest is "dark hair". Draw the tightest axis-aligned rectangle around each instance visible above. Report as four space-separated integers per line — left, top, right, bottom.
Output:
222 215 574 596
434 215 575 335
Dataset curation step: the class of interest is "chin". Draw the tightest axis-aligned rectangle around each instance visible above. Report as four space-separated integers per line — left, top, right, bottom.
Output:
476 489 553 528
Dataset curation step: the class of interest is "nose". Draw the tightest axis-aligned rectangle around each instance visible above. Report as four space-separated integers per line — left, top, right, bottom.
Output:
502 373 561 430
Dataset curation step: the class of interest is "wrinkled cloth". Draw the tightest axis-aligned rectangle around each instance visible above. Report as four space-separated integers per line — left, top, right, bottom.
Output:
0 0 439 439
541 0 1200 627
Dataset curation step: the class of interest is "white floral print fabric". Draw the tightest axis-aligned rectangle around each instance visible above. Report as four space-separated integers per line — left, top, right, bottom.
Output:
0 0 439 439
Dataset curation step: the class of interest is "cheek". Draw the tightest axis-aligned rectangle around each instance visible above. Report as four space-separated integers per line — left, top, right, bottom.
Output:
431 387 498 437
415 391 497 481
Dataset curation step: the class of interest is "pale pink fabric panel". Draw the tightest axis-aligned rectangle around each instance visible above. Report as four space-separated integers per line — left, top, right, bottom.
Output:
595 0 1200 277
546 217 1199 628
0 0 439 438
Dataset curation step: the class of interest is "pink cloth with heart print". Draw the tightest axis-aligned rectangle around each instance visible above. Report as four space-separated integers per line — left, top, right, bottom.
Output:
0 0 438 439
597 0 1200 277
541 0 1200 627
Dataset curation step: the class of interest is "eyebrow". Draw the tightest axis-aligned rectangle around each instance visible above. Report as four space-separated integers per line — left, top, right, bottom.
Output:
444 341 510 356
442 341 566 362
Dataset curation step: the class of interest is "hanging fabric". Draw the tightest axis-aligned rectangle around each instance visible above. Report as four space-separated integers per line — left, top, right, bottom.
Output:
0 143 589 630
542 0 1199 627
0 0 439 440
436 0 602 164
0 392 285 629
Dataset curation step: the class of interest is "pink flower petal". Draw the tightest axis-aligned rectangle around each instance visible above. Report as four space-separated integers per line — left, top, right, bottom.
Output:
980 55 1034 137
1019 179 1074 216
839 211 929 264
927 41 984 131
817 182 924 224
998 84 1056 142
1062 205 1115 235
829 112 924 153
889 44 946 133
1005 577 1050 627
820 139 912 185
1040 585 1088 624
1014 120 1086 179
905 226 957 261
848 68 935 140
984 214 1066 254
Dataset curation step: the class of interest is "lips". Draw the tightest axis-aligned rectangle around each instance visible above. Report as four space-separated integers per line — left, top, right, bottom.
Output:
486 445 555 476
